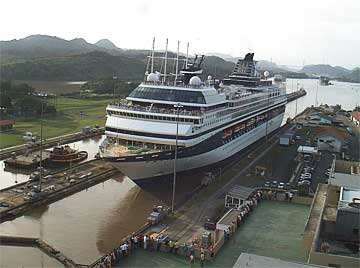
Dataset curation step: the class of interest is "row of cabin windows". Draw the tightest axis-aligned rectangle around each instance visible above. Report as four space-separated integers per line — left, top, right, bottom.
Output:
108 137 183 151
231 92 281 107
108 110 201 124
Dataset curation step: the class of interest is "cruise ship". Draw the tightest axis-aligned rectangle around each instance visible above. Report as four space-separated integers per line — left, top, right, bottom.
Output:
101 44 287 182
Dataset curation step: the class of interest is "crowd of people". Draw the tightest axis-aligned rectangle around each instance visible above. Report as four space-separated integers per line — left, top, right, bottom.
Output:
94 191 263 268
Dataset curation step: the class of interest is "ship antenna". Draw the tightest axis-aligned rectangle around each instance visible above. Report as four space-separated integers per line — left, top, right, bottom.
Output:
175 40 180 84
163 38 168 83
185 42 189 69
151 37 155 73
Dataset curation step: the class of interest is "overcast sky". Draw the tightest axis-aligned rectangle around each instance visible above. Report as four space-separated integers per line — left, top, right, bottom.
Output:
1 0 359 69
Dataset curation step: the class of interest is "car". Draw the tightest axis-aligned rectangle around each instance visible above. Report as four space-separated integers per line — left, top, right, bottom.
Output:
271 181 278 188
300 174 311 180
69 179 76 184
299 180 311 185
264 181 271 187
278 182 285 189
295 136 301 140
325 171 330 177
286 183 292 190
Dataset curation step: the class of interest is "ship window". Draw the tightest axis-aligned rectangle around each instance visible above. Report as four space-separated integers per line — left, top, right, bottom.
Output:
129 86 206 104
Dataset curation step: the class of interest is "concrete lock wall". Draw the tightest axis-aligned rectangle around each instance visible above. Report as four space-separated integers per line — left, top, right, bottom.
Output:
309 251 360 268
292 196 313 205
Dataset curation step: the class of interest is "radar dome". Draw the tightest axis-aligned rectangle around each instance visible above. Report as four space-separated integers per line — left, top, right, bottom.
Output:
147 72 159 82
264 71 270 78
189 76 202 86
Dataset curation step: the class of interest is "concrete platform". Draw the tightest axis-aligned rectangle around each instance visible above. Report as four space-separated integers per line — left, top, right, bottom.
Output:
116 201 310 267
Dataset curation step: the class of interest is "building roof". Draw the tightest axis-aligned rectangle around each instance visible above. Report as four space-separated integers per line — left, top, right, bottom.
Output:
226 185 255 200
0 120 14 126
329 173 360 189
317 113 333 121
352 111 360 121
315 128 347 141
232 253 326 268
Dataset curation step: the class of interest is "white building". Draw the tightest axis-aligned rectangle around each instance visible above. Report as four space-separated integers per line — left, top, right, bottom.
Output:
351 112 360 127
315 130 345 153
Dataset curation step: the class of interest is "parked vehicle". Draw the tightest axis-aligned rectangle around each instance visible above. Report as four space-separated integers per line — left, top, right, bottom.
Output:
298 180 311 185
264 181 271 187
278 182 285 189
271 181 278 188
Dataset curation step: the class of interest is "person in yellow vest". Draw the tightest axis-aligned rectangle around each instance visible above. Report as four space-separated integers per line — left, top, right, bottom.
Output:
169 240 174 253
174 240 180 254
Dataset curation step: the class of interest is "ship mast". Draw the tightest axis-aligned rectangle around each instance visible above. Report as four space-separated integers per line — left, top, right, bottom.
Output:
175 41 180 83
151 37 155 73
185 42 189 69
163 38 168 83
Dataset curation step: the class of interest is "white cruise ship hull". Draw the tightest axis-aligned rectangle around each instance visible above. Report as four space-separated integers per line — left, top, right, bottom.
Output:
109 113 284 181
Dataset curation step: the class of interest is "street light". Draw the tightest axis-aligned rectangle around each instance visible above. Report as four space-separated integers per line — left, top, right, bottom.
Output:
171 103 183 214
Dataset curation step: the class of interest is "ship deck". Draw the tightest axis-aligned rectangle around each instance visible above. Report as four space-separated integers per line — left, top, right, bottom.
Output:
104 144 160 157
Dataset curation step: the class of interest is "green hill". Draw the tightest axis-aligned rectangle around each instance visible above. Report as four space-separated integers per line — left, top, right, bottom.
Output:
1 51 146 81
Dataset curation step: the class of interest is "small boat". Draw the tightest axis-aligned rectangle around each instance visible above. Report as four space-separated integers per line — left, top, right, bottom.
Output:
49 145 88 165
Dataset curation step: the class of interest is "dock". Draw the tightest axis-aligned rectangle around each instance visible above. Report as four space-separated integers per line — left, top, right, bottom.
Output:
0 128 104 161
0 159 117 223
286 88 307 102
0 235 78 268
4 150 51 169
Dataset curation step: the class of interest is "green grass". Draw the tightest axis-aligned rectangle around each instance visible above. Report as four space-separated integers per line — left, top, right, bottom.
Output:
0 97 112 149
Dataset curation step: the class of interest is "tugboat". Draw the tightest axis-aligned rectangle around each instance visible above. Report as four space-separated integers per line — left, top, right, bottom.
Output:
49 145 88 165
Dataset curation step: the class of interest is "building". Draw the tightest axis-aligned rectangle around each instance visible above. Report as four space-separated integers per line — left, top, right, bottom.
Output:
0 120 14 132
279 133 293 146
306 113 333 126
351 111 360 127
315 129 346 153
224 185 256 209
303 160 360 268
232 253 327 268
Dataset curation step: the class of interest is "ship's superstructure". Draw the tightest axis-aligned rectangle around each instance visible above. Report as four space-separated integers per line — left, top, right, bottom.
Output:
101 40 287 181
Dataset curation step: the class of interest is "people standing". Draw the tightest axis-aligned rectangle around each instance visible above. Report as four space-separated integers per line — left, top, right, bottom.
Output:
200 252 205 267
210 246 215 258
189 243 195 257
189 254 195 267
169 240 174 253
143 235 148 250
174 240 180 254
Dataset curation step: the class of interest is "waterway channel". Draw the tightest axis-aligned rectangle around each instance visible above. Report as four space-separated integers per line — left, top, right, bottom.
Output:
0 79 359 267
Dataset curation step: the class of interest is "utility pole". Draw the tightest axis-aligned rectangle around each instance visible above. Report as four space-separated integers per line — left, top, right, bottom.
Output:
171 103 183 214
39 100 44 192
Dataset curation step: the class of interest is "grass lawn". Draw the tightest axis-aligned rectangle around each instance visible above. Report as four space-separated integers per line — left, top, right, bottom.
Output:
0 97 112 149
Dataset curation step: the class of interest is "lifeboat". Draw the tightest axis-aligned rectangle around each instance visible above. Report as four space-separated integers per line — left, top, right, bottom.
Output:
246 118 255 127
223 128 233 138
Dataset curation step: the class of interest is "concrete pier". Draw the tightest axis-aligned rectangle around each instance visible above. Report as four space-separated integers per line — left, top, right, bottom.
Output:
0 160 117 223
0 235 78 268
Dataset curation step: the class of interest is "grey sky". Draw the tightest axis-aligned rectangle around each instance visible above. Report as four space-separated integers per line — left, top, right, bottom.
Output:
1 0 359 69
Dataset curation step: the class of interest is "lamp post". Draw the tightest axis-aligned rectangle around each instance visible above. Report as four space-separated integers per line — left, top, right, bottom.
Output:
38 100 44 192
171 103 183 214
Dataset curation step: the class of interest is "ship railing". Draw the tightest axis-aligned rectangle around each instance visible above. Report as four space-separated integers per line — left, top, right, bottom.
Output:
142 81 208 89
108 104 203 117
